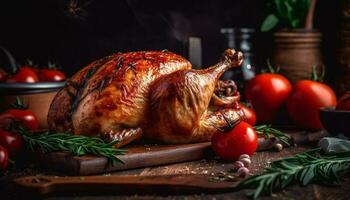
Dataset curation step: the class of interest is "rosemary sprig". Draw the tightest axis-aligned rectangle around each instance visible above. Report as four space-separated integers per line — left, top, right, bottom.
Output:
21 130 126 165
254 125 291 146
237 148 350 199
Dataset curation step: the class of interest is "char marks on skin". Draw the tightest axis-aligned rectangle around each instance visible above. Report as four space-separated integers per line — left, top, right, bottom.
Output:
47 55 116 131
68 51 191 136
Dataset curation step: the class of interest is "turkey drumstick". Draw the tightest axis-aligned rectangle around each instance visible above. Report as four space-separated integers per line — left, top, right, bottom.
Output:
146 49 243 143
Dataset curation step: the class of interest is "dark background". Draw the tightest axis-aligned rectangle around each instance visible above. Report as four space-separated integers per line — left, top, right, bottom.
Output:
0 0 342 78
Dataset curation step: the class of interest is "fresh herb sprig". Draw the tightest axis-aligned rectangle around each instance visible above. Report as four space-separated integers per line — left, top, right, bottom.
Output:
254 125 291 146
20 129 126 165
237 148 350 199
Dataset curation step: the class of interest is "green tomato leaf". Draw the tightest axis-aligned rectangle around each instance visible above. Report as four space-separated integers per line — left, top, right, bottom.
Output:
261 14 279 32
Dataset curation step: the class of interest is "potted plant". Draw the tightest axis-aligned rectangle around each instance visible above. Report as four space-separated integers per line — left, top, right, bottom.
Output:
261 0 321 83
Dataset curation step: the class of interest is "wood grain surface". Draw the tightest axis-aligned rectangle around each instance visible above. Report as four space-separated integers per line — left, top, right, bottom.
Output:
2 130 345 200
14 174 242 196
34 142 212 175
31 130 327 175
2 145 350 200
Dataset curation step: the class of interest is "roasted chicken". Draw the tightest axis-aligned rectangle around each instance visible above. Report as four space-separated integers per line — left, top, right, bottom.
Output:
48 49 244 147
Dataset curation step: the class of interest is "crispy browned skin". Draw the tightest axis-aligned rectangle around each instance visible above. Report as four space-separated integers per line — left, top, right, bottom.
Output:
48 49 244 147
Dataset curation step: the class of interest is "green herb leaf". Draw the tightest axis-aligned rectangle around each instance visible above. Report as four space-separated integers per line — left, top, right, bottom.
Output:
236 148 350 199
20 129 126 165
254 125 291 146
261 14 279 32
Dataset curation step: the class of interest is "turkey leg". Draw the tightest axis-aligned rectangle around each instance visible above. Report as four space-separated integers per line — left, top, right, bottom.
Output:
211 80 240 108
191 108 244 142
146 49 243 143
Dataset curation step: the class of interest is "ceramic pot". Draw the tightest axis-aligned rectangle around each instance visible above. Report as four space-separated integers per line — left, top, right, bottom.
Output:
271 29 322 83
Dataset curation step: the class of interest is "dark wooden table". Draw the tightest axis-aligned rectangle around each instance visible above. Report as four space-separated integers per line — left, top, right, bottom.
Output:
1 145 350 200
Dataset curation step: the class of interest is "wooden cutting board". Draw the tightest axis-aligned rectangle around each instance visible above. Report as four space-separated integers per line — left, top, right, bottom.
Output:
33 130 326 175
34 142 212 175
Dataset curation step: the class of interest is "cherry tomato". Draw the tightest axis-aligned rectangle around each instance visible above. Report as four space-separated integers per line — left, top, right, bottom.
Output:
336 91 350 111
0 145 9 171
0 109 39 131
240 104 256 126
31 67 40 76
0 68 7 82
6 67 39 83
244 74 292 124
211 121 258 161
0 129 23 157
287 80 337 130
39 69 66 82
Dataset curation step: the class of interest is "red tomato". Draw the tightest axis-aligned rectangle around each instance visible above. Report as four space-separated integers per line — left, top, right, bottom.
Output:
336 91 350 111
0 109 39 131
287 80 337 130
0 146 9 171
240 104 256 126
211 121 258 161
39 69 66 82
244 74 292 124
6 67 39 83
30 67 40 76
0 68 7 82
0 129 23 157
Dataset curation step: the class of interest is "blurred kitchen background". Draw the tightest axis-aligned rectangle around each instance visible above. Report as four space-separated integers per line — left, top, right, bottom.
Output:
0 0 343 86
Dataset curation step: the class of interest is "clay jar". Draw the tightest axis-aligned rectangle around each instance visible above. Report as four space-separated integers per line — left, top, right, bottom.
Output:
271 29 322 83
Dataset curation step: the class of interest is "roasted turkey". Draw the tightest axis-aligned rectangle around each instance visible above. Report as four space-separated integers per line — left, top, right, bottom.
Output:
48 49 244 147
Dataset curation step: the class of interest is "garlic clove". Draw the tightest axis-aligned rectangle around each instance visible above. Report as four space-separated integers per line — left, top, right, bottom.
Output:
237 167 250 178
239 157 251 167
239 154 250 160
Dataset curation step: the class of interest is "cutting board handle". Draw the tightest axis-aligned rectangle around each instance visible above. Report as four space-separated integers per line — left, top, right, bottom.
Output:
15 175 239 196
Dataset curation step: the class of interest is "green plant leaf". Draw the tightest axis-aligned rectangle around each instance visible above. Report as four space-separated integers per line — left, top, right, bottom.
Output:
261 14 279 32
291 19 300 28
262 0 311 29
273 0 283 17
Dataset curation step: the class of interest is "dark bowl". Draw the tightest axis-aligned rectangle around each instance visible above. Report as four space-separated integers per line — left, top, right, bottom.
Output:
319 106 350 137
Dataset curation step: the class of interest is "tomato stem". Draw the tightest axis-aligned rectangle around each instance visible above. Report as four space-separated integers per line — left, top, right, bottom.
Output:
10 97 28 110
263 59 280 74
310 65 325 82
25 59 34 67
267 59 275 73
48 61 55 69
